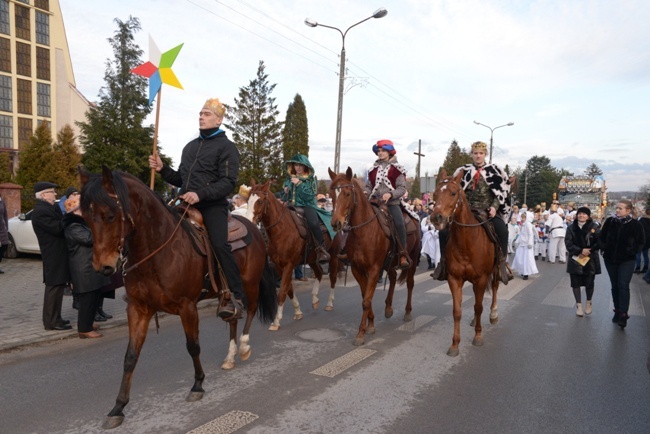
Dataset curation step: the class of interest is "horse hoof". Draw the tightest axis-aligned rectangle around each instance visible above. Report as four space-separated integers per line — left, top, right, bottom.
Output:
472 337 484 346
403 313 412 322
221 360 235 370
324 305 333 312
385 308 393 319
490 315 499 325
353 337 365 346
268 324 280 331
293 314 303 321
240 348 252 362
103 415 125 429
186 391 204 402
366 326 375 335
312 302 319 310
447 348 459 357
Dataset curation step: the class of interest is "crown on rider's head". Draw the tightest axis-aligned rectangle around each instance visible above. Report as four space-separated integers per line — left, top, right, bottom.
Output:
203 98 226 117
471 141 488 153
238 184 251 199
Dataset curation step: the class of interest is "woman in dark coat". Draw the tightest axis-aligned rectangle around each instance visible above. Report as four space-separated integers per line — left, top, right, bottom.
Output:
62 196 110 339
564 207 600 317
599 199 645 328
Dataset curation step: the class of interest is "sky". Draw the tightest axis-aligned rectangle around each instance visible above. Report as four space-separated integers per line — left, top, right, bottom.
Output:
59 0 650 192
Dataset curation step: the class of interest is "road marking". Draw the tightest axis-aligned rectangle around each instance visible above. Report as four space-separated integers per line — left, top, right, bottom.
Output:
426 276 532 301
187 410 258 434
397 315 435 332
310 348 377 378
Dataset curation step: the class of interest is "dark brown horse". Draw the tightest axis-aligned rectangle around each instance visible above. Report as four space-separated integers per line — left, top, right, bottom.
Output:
328 168 421 346
80 167 277 429
430 169 500 357
247 180 337 330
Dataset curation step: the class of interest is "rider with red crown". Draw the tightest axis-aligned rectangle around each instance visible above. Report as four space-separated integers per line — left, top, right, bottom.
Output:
365 140 413 269
447 141 513 282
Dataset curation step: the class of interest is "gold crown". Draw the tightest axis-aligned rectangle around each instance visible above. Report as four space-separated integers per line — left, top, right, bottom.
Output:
471 141 488 152
238 184 251 199
203 98 226 117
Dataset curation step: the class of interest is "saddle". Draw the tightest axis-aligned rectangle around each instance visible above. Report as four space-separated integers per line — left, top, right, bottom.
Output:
176 203 250 254
370 202 417 270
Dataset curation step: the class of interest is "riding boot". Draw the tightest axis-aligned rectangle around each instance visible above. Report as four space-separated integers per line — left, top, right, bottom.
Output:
218 294 243 320
316 243 331 262
498 253 513 285
431 254 447 281
397 251 410 270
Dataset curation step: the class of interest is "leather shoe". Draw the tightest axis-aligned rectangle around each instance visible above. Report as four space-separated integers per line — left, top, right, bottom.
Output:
79 331 103 339
60 319 70 325
46 324 72 331
0 268 4 274
97 307 113 319
94 313 107 322
296 277 308 282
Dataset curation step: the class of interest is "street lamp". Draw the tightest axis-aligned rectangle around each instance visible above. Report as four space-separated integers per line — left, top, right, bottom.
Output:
473 121 514 164
305 8 388 173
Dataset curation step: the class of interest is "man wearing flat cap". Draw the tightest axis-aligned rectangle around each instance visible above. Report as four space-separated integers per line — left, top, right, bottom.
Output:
149 98 244 320
32 182 72 331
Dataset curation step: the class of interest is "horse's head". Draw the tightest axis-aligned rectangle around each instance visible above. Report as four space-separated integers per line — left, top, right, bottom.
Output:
247 180 274 224
328 167 357 232
80 166 133 276
430 168 465 230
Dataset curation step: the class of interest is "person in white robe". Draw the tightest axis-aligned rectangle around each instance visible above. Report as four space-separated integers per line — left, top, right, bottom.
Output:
507 214 520 258
512 212 539 280
421 215 440 269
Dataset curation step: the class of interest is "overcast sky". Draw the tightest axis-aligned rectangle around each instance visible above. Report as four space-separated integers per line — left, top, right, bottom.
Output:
59 0 650 192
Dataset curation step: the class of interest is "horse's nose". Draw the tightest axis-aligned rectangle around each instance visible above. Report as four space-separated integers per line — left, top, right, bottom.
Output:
432 213 443 225
101 265 115 276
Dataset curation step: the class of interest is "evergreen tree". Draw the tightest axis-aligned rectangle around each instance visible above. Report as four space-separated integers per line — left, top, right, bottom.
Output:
282 93 309 162
441 140 471 176
584 163 603 178
0 152 11 183
225 61 283 189
77 17 171 190
516 155 569 207
50 125 82 191
15 122 57 210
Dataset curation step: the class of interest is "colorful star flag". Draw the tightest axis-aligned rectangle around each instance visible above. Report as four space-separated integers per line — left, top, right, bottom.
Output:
131 36 183 105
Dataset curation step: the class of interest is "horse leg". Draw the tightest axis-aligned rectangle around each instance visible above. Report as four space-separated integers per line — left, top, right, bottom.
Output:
403 260 416 322
384 268 396 319
222 318 239 371
289 285 303 320
472 281 486 347
447 277 463 357
238 311 255 362
176 302 208 401
103 304 154 429
269 267 292 331
490 277 500 324
354 273 376 345
311 277 322 310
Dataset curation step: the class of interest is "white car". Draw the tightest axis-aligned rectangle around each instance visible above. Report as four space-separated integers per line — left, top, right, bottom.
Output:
6 210 41 257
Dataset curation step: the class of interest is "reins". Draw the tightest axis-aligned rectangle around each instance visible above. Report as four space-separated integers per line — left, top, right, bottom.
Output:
333 182 378 231
438 179 491 228
256 191 287 231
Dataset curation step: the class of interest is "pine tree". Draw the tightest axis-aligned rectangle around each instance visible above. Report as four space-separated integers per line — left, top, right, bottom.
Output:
584 163 603 178
516 155 570 207
15 122 57 210
282 93 309 162
50 125 82 191
77 17 171 190
441 140 471 176
225 61 283 189
0 152 11 183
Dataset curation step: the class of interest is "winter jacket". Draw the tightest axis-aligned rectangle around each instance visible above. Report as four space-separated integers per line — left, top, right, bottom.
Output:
365 156 407 206
599 216 645 264
281 154 318 207
565 219 601 275
160 129 239 209
638 215 650 249
32 199 71 285
0 197 8 245
62 213 110 294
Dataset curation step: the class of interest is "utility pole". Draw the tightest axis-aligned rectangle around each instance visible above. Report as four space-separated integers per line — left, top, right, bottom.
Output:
413 139 425 193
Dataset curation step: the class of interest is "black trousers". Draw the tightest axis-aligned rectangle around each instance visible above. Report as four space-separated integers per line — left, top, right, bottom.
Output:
491 216 508 258
77 290 101 333
43 283 66 329
300 206 324 245
388 205 407 250
199 204 244 300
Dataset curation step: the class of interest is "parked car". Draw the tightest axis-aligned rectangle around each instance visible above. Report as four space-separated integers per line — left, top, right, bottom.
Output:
6 210 41 257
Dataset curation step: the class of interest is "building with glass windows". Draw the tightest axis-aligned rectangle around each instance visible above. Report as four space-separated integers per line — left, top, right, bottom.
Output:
0 0 89 173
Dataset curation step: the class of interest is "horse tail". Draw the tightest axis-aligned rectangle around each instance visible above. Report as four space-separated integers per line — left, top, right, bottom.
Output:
396 268 409 285
256 257 279 324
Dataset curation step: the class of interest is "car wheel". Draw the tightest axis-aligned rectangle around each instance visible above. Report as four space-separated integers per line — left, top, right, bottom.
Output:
6 233 17 258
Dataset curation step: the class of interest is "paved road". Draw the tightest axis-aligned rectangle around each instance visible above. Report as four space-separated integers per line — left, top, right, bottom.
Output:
0 255 648 433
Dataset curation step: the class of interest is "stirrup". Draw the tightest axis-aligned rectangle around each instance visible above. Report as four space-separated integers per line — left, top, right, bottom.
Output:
217 298 243 320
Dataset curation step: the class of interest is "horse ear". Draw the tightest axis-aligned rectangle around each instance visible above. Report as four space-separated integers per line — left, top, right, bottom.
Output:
250 178 256 187
328 167 337 180
101 165 116 194
78 165 90 187
263 180 271 190
453 169 464 184
345 167 353 180
439 168 448 180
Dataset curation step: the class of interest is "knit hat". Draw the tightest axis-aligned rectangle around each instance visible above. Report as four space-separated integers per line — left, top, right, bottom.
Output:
65 196 80 213
64 186 78 197
576 206 591 217
372 139 396 155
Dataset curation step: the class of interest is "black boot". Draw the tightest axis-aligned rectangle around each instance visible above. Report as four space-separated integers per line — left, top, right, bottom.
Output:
317 243 331 262
427 256 434 269
431 255 447 281
218 296 243 320
97 307 112 319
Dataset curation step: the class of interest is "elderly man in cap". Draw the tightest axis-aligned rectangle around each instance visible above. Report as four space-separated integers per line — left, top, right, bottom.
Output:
32 182 72 331
149 98 244 320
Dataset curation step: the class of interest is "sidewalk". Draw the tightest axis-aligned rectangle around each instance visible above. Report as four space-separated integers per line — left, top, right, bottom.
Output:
0 256 323 352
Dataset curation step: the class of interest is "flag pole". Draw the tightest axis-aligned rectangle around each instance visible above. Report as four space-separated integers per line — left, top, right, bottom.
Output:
150 87 162 190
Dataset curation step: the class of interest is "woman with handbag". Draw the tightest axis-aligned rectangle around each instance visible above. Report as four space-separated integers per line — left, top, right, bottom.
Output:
564 207 600 317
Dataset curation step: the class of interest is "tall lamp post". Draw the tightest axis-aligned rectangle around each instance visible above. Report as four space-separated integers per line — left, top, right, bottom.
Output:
473 121 514 164
305 8 388 173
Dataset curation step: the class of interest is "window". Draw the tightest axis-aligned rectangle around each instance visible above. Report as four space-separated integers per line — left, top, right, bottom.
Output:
37 82 49 116
0 1 9 36
35 0 49 11
0 37 9 72
16 42 31 77
16 0 30 4
17 78 31 114
18 117 32 145
0 74 10 112
35 11 49 45
15 4 30 41
36 46 49 80
0 114 11 148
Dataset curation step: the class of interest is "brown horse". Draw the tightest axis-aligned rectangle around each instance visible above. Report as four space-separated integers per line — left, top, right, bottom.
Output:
247 180 337 330
80 167 277 429
328 168 421 346
430 168 501 357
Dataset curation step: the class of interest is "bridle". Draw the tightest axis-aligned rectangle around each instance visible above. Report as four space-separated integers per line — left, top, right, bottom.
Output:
435 178 490 228
252 190 287 231
331 181 377 232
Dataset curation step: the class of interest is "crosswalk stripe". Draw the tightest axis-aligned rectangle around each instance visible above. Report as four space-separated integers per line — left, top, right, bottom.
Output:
310 348 377 378
187 410 258 434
